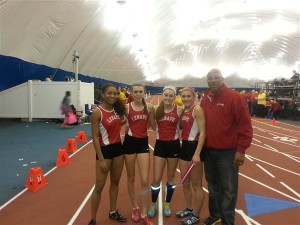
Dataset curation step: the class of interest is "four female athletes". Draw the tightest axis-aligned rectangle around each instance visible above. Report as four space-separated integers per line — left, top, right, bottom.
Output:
88 84 205 225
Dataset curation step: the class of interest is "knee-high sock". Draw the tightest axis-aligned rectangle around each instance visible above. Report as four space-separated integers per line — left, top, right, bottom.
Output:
165 183 176 203
151 185 160 203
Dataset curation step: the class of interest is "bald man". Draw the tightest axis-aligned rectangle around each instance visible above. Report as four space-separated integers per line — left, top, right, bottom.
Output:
200 69 253 225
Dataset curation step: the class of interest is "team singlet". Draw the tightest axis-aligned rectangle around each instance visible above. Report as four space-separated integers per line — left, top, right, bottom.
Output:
156 104 180 141
97 105 121 146
181 104 200 141
125 102 148 138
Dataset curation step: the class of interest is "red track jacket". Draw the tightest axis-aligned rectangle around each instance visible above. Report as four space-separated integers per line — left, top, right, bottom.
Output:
200 85 253 154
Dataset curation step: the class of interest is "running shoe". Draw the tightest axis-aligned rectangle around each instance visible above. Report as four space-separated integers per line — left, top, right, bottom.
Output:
181 214 200 225
163 202 172 217
140 216 154 225
176 208 193 218
203 216 221 225
109 210 127 222
147 202 157 218
131 208 140 222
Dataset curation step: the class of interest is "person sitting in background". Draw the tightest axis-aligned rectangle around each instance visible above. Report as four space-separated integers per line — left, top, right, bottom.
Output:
69 105 83 125
45 75 53 81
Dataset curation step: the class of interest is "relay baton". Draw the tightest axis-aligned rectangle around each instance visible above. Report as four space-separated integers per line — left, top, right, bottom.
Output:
180 162 195 184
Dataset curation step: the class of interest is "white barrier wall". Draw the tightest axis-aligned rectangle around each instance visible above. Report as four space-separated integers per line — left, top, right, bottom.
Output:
0 80 94 121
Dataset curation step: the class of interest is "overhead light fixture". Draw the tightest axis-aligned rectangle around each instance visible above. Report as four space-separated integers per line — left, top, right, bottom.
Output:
117 0 126 5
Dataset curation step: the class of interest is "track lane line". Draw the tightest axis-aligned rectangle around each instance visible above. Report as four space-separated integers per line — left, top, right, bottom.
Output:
280 182 300 198
254 134 299 148
0 140 92 210
148 143 164 224
253 126 300 139
239 172 300 202
68 185 95 225
256 164 275 178
252 119 300 131
247 155 300 176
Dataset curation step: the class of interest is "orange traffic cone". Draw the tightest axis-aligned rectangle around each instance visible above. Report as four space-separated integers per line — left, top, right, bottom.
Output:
66 138 78 153
56 149 71 167
77 131 87 143
25 167 48 192
272 118 276 125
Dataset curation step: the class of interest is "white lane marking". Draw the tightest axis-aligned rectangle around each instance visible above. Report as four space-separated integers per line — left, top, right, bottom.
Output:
204 185 261 224
0 189 27 210
280 182 300 199
263 144 279 152
246 155 300 176
67 185 95 225
253 143 300 162
0 140 92 210
149 143 163 224
252 119 300 131
281 153 300 163
267 131 299 140
252 138 262 143
252 127 300 141
236 209 261 225
158 183 163 225
272 136 298 143
256 164 275 178
284 154 300 160
253 126 300 139
251 143 277 152
239 173 300 202
254 134 299 148
245 155 254 162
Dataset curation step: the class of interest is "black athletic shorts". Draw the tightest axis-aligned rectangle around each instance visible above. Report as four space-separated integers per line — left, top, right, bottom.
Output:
180 140 205 162
96 142 123 160
154 139 180 158
123 134 149 154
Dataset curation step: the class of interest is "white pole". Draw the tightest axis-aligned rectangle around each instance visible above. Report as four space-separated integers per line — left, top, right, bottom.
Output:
75 57 78 81
73 50 79 81
28 80 33 122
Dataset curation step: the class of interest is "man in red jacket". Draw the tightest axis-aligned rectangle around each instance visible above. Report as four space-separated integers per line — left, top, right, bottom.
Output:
200 69 253 225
